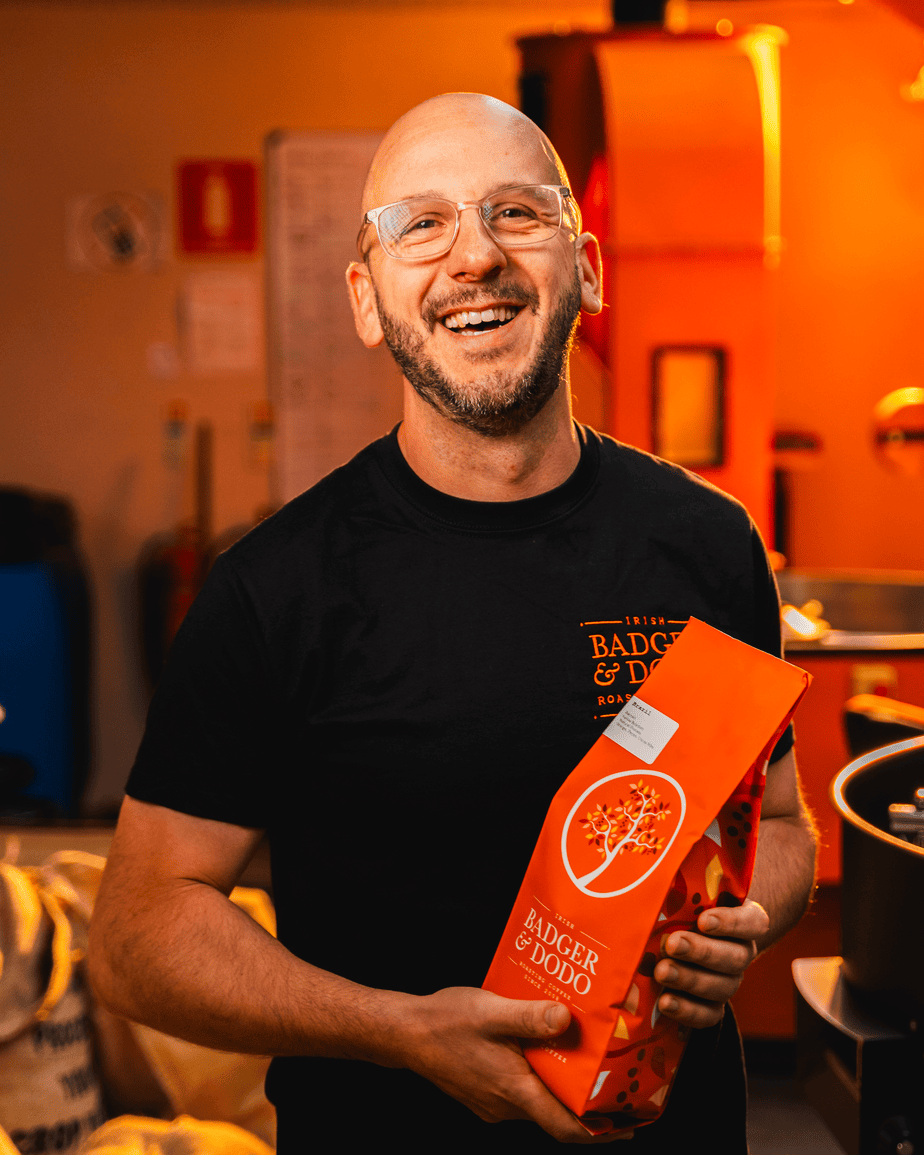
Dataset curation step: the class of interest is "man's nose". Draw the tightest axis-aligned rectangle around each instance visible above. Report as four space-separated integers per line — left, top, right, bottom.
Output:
444 205 507 281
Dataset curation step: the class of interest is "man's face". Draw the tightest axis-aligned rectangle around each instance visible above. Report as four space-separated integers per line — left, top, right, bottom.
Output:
372 265 582 438
356 110 593 437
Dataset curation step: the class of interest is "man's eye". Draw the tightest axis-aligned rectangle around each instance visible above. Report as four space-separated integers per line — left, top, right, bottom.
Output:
395 214 452 247
403 216 442 234
487 203 542 228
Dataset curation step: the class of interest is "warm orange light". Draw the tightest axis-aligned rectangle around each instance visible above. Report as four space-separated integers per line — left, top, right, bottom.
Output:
874 386 924 420
664 0 689 35
781 601 830 642
740 26 787 268
900 66 924 102
873 387 924 478
716 19 734 37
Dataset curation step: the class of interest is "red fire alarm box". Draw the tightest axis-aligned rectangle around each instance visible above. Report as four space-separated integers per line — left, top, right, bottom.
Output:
177 160 259 254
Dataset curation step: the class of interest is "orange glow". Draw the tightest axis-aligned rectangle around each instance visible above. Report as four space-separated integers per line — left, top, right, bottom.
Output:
716 19 734 37
873 386 924 478
900 65 924 102
781 601 830 642
740 26 787 269
664 0 689 35
874 386 924 420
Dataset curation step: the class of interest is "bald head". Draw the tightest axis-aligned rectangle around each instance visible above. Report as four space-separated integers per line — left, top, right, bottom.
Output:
361 93 568 215
345 91 603 442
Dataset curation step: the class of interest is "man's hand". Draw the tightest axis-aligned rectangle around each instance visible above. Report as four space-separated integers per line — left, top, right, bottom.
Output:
653 899 769 1028
91 803 629 1143
654 747 817 1030
397 987 630 1144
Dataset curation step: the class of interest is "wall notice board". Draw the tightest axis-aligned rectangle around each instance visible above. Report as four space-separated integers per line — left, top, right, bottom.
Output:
265 130 403 504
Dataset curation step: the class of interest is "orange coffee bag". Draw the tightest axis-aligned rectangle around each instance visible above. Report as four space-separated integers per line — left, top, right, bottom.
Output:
483 618 809 1127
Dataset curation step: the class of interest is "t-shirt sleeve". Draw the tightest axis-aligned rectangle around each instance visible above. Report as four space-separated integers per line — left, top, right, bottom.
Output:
126 553 280 828
748 524 795 765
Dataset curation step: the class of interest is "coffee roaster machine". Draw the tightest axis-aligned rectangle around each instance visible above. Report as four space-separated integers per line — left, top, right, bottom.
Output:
516 5 783 533
794 734 924 1155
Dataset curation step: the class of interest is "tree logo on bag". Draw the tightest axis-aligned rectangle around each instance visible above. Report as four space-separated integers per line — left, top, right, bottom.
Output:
561 771 685 897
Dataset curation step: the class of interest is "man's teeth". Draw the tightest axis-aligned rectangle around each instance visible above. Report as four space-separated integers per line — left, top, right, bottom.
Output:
442 306 518 330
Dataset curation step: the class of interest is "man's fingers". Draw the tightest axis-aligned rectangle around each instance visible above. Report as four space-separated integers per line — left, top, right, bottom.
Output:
661 928 755 976
411 988 634 1143
646 901 771 1033
653 956 742 1002
661 899 768 975
697 898 769 939
489 1000 633 1142
657 989 726 1029
652 900 769 1029
499 1072 628 1144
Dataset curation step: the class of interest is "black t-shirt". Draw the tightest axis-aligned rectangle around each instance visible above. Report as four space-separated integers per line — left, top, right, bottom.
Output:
127 425 787 1151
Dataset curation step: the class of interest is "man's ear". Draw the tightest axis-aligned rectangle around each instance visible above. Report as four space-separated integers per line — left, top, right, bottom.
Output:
576 233 603 316
346 261 385 347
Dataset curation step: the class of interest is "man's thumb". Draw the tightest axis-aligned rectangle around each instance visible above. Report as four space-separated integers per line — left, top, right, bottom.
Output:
510 999 571 1039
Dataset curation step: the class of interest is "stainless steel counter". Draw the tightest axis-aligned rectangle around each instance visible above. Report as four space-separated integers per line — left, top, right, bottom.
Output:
777 569 924 652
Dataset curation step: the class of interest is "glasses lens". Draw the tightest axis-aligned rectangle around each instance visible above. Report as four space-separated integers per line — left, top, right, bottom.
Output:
482 186 562 245
368 187 571 260
376 198 456 259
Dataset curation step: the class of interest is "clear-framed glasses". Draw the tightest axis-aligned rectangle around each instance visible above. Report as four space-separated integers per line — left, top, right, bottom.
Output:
357 184 580 261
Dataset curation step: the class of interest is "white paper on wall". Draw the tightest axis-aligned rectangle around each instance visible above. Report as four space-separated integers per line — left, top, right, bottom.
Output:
265 130 403 504
180 270 263 375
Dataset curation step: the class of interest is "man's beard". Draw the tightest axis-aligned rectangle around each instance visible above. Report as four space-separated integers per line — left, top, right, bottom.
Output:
374 273 583 438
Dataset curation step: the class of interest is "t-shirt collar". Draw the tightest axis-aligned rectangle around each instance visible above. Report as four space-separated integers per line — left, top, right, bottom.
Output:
373 422 600 533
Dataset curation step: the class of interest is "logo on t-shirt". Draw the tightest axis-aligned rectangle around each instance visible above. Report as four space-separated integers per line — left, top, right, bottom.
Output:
581 615 690 719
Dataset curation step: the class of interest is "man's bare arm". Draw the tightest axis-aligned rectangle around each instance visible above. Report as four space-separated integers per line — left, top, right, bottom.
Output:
742 746 818 949
88 796 626 1144
652 747 816 1028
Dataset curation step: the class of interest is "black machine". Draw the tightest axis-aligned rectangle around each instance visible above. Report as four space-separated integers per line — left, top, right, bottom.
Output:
795 733 924 1155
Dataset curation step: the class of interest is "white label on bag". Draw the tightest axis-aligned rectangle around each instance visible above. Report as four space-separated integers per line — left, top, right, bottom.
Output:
604 697 678 764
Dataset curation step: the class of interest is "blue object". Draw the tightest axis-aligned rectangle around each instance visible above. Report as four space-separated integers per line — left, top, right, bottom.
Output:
0 563 73 812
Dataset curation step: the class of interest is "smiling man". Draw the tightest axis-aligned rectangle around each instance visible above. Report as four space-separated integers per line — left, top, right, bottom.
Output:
89 95 815 1153
348 93 600 491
